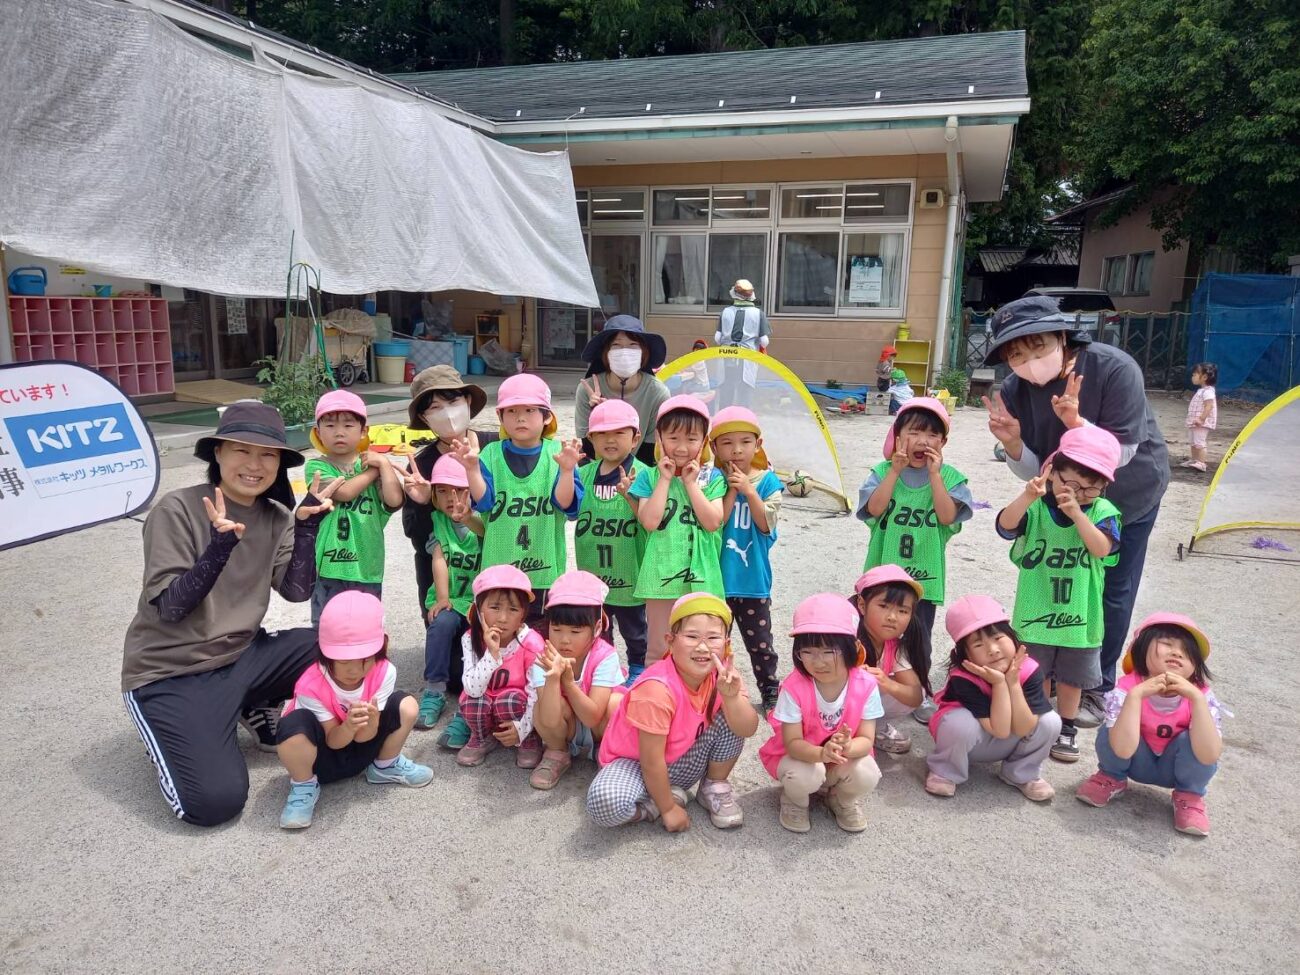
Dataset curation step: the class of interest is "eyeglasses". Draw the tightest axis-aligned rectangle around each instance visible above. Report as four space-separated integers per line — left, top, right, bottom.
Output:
678 634 727 649
797 648 842 663
1058 477 1103 499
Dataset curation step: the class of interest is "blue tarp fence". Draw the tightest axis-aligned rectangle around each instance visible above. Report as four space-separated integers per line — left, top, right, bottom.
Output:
1187 273 1300 402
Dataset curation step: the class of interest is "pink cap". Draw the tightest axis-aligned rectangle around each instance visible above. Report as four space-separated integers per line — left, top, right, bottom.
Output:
588 399 641 434
709 406 761 439
853 563 924 601
790 593 861 636
496 373 552 412
882 397 950 460
944 594 1010 645
471 564 535 601
430 453 468 488
318 591 386 660
547 570 609 608
656 394 711 425
1122 612 1210 674
315 389 368 423
1047 424 1121 483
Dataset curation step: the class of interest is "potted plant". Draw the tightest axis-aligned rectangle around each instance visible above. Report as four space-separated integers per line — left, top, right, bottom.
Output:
256 354 332 444
936 366 970 409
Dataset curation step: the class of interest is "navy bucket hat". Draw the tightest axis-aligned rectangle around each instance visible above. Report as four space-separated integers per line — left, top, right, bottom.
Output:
581 315 667 378
983 295 1086 366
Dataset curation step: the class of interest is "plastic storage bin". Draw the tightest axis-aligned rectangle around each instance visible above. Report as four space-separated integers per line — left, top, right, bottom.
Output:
468 355 487 376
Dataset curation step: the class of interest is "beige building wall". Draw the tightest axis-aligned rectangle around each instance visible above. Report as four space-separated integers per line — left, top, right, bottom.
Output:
1076 201 1191 314
568 154 952 384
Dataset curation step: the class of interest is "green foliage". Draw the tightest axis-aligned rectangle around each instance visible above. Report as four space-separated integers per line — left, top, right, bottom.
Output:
1072 0 1300 268
256 355 332 426
936 366 970 402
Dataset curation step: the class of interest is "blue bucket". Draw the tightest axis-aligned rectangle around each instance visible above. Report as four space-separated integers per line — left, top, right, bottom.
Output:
468 355 487 376
7 266 47 296
373 340 411 358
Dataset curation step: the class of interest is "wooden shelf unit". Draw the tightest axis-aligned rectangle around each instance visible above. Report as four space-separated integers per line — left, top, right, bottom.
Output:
894 338 932 396
8 296 174 397
474 313 501 353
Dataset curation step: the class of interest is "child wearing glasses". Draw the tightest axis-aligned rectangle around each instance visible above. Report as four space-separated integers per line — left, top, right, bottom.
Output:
996 425 1123 764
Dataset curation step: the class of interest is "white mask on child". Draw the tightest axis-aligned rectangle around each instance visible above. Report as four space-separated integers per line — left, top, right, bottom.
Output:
423 401 471 440
608 348 643 379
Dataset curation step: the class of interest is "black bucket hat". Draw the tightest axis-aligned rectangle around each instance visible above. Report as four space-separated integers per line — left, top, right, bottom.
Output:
983 295 1083 366
195 400 306 468
581 315 667 378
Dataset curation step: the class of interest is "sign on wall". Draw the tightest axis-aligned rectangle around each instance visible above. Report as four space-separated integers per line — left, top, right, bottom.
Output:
0 362 159 550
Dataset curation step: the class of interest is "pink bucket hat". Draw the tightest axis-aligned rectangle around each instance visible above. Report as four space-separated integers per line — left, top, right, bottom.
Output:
547 570 609 608
1122 612 1210 674
882 396 950 460
588 399 641 434
790 593 860 637
853 564 924 602
430 453 469 488
318 591 386 661
315 388 368 423
945 594 1011 645
1048 424 1121 483
496 373 552 412
657 393 711 425
471 564 535 601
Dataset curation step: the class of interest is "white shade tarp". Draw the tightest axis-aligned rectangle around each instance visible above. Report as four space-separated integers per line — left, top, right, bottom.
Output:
0 0 597 304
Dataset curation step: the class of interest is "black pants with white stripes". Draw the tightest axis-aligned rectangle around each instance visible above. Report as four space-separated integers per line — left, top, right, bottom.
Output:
123 627 318 827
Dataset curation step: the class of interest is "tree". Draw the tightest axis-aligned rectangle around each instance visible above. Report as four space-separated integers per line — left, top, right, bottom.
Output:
1072 0 1300 269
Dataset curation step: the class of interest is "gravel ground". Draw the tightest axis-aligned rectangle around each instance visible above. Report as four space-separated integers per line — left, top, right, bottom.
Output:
2 386 1295 974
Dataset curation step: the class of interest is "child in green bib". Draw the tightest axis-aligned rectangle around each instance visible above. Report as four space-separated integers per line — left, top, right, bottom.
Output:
455 373 583 620
576 399 651 684
304 390 404 625
629 395 727 663
997 424 1123 764
857 398 973 712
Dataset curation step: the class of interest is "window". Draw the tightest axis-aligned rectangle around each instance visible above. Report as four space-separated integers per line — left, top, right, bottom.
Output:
1102 256 1126 294
776 233 839 314
652 189 710 226
1127 251 1154 295
707 234 768 309
575 191 589 227
840 233 906 309
843 183 911 224
780 186 843 220
652 234 707 309
590 190 645 222
589 235 641 318
711 188 771 220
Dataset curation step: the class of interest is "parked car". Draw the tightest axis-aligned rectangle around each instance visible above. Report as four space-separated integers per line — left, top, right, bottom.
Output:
1021 287 1120 342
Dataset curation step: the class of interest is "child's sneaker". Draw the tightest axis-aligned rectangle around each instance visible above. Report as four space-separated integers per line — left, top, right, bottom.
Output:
456 738 498 767
1075 771 1128 807
623 663 645 687
760 687 781 714
239 706 281 752
1000 773 1055 802
696 779 744 828
1050 728 1080 763
826 788 868 832
416 689 446 730
778 795 810 833
1172 790 1210 836
912 698 938 724
278 780 320 829
438 712 471 750
516 735 544 770
366 755 434 787
529 749 572 790
874 722 912 754
925 771 956 797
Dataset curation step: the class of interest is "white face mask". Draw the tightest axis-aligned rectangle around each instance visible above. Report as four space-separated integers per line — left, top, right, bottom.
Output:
607 347 643 379
423 400 471 440
1010 343 1064 386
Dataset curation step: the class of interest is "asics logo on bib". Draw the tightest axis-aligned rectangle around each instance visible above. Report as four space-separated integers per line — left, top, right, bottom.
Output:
1020 611 1086 630
1017 540 1092 571
657 497 700 532
447 551 480 571
880 499 941 528
576 512 638 538
490 492 554 520
337 494 377 515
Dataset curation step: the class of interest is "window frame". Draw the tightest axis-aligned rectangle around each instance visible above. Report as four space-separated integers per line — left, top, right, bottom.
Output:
1101 255 1128 295
1126 251 1154 296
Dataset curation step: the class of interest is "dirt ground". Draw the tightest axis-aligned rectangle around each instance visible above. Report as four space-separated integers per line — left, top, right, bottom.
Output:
2 384 1296 974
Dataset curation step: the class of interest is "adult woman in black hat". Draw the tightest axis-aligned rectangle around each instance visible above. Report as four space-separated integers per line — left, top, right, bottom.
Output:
121 401 342 827
982 295 1169 727
574 314 670 465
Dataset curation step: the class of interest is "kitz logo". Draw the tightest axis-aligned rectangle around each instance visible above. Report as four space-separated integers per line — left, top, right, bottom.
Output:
576 512 637 538
7 403 142 469
490 492 555 520
1018 540 1092 571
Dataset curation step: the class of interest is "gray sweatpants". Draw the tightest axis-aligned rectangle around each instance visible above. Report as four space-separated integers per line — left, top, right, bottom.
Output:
927 707 1061 785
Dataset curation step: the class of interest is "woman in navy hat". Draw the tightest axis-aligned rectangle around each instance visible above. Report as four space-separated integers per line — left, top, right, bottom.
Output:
121 401 342 826
981 295 1169 727
574 314 670 465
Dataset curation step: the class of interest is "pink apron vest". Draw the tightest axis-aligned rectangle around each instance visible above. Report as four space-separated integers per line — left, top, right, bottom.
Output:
284 659 392 723
573 637 626 699
928 657 1040 740
1117 672 1199 755
599 658 714 767
758 668 878 779
459 627 544 704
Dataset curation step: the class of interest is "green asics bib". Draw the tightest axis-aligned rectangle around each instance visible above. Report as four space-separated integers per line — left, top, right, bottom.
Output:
1010 496 1121 648
479 440 566 588
863 461 966 603
633 466 727 601
304 457 392 585
428 510 482 617
576 459 649 607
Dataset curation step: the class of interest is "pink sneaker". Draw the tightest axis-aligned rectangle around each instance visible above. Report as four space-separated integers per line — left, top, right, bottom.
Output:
925 771 956 797
1000 773 1055 802
456 738 499 767
1172 791 1210 836
1075 771 1128 807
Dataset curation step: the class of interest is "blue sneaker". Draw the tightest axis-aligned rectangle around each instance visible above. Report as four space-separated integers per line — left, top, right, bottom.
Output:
437 711 471 750
279 780 320 829
416 689 447 730
624 664 646 688
366 755 434 788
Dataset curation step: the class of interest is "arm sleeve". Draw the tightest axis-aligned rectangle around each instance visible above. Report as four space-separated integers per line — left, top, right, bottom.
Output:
153 526 241 622
1020 671 1053 715
298 695 335 726
372 664 398 711
551 467 584 518
947 678 992 720
946 478 975 525
863 687 884 720
1096 515 1122 556
770 689 802 724
995 509 1028 541
574 379 593 438
512 680 539 740
472 460 496 513
461 639 501 699
855 471 884 523
628 467 654 500
758 312 771 349
528 662 548 690
1004 443 1042 482
1102 688 1126 728
625 682 676 735
275 510 320 603
590 653 626 688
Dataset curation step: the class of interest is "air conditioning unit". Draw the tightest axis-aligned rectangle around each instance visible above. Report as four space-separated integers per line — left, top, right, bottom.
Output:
920 188 946 209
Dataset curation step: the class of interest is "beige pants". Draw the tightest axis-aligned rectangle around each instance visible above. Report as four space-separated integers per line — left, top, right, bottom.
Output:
777 754 882 808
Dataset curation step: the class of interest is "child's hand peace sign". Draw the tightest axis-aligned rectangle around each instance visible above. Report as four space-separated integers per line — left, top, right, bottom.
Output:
296 472 344 521
396 464 432 504
581 376 605 407
202 487 246 539
1024 462 1052 499
713 652 742 698
657 455 677 479
982 390 1022 448
682 458 701 482
553 438 584 472
451 432 480 471
1051 372 1085 428
615 466 637 496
